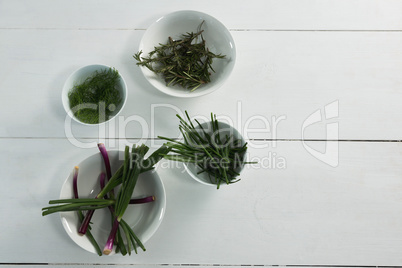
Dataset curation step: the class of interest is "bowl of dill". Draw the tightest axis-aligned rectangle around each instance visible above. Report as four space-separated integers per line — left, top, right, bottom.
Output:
62 64 127 125
134 10 236 98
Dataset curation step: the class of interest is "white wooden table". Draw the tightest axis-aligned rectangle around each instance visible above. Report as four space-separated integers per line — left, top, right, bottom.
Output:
1 1 402 267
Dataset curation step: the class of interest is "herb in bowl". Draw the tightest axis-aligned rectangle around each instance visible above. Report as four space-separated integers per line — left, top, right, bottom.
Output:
68 68 122 124
133 22 226 91
159 111 256 189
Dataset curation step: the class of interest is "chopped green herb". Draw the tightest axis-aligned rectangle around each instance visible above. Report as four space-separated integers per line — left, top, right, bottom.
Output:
159 111 257 189
68 68 122 124
133 22 226 91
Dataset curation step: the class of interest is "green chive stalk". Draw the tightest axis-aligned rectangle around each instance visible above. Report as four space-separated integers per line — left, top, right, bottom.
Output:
103 145 148 255
159 111 256 189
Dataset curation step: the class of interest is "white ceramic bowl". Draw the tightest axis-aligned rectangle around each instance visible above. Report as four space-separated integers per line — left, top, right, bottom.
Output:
59 150 166 255
183 121 246 187
62 64 127 125
137 10 236 98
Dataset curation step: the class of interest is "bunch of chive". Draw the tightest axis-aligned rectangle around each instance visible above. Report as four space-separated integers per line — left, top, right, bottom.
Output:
42 144 171 256
133 21 226 91
68 67 122 124
159 111 254 189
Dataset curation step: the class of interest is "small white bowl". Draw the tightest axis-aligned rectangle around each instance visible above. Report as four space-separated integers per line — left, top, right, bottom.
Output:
62 64 127 125
183 121 246 187
137 10 236 98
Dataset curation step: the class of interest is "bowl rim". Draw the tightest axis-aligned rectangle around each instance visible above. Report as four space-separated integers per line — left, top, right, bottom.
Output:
61 63 128 126
183 120 246 186
137 10 236 98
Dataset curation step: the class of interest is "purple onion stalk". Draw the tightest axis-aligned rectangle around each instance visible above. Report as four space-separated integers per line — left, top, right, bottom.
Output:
100 169 153 255
73 166 79 199
98 143 112 180
103 218 120 255
129 196 155 204
99 170 128 255
99 172 107 194
72 166 102 256
78 181 154 237
99 175 155 208
78 144 164 236
78 172 106 236
98 143 115 200
102 145 146 255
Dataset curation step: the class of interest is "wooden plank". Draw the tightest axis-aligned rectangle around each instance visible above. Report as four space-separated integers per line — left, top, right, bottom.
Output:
1 0 402 30
0 266 378 268
1 138 402 265
0 30 401 140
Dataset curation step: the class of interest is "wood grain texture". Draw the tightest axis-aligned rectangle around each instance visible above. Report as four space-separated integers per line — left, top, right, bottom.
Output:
0 30 401 140
1 139 402 265
1 0 401 266
1 0 402 30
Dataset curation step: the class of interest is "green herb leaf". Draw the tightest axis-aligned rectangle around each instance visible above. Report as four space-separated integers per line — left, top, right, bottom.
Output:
68 68 122 124
133 22 225 91
159 111 257 189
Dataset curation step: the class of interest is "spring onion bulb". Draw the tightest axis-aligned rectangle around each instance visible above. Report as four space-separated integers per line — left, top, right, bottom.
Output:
78 172 106 235
72 166 102 256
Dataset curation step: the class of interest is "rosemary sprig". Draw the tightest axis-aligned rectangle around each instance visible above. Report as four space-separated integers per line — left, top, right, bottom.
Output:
133 22 226 91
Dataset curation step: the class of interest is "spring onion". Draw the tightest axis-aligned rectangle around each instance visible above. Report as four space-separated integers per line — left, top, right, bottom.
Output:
98 143 112 180
129 196 155 204
78 143 113 236
73 166 102 256
78 143 169 236
102 145 147 255
42 144 170 256
78 172 105 235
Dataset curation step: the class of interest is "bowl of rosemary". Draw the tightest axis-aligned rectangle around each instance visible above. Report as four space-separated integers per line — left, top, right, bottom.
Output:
134 10 236 98
62 64 127 125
